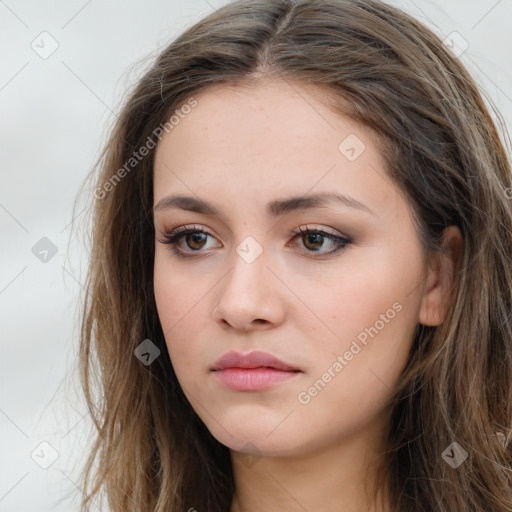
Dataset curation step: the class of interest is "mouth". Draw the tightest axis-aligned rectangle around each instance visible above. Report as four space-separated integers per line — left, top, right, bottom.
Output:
211 351 302 391
212 367 301 391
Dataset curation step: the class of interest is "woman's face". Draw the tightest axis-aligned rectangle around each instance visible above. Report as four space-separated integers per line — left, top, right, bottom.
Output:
153 79 429 457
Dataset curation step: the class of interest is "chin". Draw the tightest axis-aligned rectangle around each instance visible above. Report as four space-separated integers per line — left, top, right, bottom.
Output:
203 416 311 458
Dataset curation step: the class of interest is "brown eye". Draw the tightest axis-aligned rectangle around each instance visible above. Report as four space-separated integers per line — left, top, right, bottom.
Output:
185 232 208 250
292 226 351 257
157 225 220 255
301 232 325 251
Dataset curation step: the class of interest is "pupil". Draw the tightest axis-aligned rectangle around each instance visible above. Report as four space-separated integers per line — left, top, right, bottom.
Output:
305 233 323 250
188 233 206 249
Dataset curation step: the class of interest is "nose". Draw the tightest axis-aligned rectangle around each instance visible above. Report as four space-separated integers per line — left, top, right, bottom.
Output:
212 243 287 332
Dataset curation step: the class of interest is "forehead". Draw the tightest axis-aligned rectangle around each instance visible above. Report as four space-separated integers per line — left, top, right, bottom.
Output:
152 79 402 219
155 79 357 163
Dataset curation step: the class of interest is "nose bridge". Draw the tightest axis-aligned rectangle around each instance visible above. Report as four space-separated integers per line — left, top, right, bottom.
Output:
213 234 285 329
225 234 269 300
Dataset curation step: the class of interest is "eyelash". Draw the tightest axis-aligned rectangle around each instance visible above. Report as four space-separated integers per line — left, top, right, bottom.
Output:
157 224 351 259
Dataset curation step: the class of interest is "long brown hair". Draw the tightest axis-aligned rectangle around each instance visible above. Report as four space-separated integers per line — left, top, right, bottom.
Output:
74 0 512 510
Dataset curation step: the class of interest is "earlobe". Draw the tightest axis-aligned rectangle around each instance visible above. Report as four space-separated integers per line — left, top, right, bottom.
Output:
418 226 463 326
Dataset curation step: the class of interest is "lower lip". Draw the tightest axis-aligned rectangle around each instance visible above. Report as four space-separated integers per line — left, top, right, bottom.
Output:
212 367 301 391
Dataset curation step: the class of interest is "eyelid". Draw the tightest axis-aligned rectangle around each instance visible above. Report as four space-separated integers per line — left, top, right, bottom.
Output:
157 224 220 246
163 224 214 237
290 224 348 240
158 224 348 242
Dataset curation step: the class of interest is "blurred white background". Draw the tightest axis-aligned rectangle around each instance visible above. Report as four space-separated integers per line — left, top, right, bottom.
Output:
1 0 511 510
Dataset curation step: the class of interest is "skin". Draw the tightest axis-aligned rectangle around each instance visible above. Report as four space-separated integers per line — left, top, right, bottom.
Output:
152 78 462 512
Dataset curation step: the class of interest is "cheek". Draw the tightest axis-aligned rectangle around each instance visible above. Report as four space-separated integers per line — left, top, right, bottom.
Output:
291 279 417 450
153 249 211 326
307 279 414 395
153 253 211 372
298 249 422 401
296 253 418 352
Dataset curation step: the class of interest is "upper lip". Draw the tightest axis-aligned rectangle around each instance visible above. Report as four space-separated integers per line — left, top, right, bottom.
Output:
211 351 301 372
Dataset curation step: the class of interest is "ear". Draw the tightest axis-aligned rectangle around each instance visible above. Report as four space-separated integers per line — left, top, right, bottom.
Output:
418 225 463 326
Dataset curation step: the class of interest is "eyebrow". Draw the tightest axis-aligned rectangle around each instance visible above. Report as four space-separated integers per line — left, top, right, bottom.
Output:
154 191 375 217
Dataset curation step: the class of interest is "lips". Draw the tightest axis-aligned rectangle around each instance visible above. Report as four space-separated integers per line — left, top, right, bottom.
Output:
211 350 300 372
211 351 302 391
